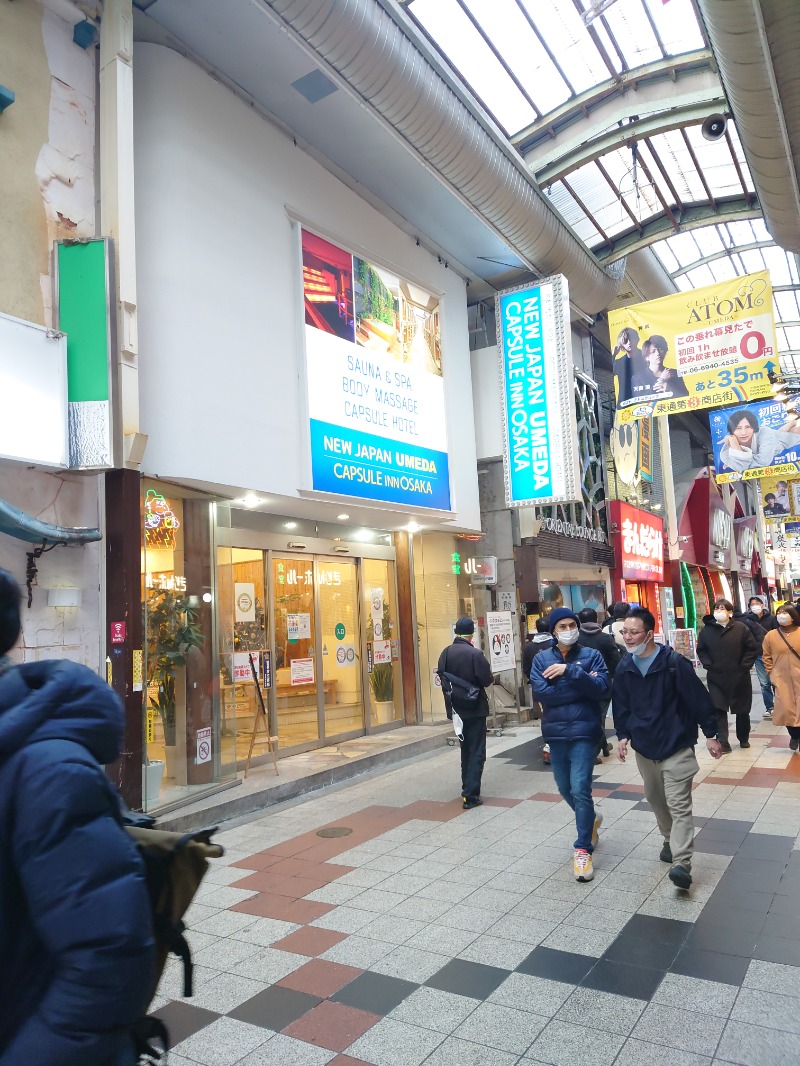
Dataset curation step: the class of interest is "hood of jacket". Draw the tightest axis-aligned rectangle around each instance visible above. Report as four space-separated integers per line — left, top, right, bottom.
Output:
0 660 123 765
532 632 553 643
579 622 602 634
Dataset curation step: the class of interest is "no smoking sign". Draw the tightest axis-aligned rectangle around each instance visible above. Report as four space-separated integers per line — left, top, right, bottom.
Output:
196 727 212 765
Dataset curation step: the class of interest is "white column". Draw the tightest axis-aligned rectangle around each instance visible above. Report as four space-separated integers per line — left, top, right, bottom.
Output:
657 415 680 561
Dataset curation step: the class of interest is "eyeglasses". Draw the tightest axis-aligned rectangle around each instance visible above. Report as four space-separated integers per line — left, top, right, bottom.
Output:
620 628 646 638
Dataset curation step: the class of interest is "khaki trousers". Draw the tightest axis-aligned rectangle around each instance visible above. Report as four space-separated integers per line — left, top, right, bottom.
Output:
635 747 698 870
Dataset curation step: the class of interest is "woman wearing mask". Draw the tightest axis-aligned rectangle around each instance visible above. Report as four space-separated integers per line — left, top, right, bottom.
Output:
762 605 800 751
697 599 759 752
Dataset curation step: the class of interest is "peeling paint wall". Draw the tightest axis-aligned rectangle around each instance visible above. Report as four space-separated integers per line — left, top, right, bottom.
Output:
0 0 96 326
0 462 102 671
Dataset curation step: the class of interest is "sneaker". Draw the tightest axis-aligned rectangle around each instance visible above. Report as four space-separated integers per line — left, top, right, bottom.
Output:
463 797 483 810
592 811 603 848
542 743 551 766
790 737 799 752
719 741 733 754
763 710 773 719
573 848 594 882
668 864 692 890
659 841 673 864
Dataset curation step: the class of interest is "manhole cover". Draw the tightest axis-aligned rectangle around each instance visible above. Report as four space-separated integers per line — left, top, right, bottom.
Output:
317 827 353 838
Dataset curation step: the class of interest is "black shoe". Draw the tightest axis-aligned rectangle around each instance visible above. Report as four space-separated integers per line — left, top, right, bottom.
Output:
463 797 483 810
790 737 799 752
740 741 751 749
669 864 692 891
659 842 673 864
719 741 733 754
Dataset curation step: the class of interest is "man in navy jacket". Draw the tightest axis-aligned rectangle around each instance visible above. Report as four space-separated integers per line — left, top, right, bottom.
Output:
531 608 609 882
613 607 722 891
0 570 155 1065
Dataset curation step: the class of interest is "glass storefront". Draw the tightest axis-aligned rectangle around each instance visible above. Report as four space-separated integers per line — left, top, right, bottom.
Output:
142 481 233 812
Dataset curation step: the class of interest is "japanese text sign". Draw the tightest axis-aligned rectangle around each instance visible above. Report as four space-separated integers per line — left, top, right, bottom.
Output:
710 400 800 483
609 501 664 582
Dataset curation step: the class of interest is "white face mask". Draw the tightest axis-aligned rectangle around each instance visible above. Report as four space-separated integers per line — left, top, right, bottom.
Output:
777 613 793 627
629 634 654 657
714 610 730 623
557 629 580 646
750 604 764 615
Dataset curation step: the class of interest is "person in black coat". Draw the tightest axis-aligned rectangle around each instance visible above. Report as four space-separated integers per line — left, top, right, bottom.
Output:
0 569 155 1066
578 608 621 758
696 599 759 752
437 617 494 810
745 595 777 718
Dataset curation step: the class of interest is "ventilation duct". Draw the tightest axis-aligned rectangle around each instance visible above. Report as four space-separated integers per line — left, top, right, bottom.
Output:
696 0 800 252
260 0 622 316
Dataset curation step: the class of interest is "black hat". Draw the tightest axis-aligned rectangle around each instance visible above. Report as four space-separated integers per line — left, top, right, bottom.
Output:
0 569 22 656
454 616 475 635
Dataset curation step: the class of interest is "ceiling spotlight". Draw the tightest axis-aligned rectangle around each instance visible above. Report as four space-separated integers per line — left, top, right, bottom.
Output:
241 493 261 508
337 514 350 520
407 520 420 533
284 521 297 530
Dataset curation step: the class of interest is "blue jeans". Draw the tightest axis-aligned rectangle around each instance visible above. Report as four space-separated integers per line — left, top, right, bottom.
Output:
754 656 774 711
548 739 597 853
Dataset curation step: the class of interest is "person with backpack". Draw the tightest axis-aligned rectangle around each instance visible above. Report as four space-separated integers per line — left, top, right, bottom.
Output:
602 601 630 648
612 607 722 891
437 616 494 810
761 604 800 751
0 569 156 1066
530 608 609 882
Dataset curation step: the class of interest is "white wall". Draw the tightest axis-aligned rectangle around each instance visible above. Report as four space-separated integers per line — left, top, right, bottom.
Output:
133 44 480 531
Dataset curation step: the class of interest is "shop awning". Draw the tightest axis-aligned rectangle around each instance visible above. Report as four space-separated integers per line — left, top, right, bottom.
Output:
0 497 101 546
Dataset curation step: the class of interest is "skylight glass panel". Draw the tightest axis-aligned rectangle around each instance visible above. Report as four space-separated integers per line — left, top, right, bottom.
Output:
762 246 794 286
691 226 725 258
738 249 768 274
602 0 661 67
783 326 800 350
707 257 738 283
657 130 705 201
410 0 537 133
684 127 747 200
684 264 717 289
652 242 679 274
747 217 771 242
643 0 704 54
725 220 759 245
529 0 612 93
663 230 702 270
774 291 800 323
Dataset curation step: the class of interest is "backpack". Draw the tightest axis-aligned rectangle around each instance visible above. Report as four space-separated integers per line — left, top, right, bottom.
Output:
123 820 224 1063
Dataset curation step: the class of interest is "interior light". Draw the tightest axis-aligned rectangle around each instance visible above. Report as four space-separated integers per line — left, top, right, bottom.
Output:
406 520 420 533
202 592 213 603
337 513 350 520
355 529 374 541
284 521 297 530
241 493 261 508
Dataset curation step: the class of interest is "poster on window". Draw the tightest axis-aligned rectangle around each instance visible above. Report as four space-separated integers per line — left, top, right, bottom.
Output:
235 582 256 622
610 271 777 421
710 399 800 483
290 657 315 685
486 611 515 672
370 589 384 639
373 639 391 665
233 652 258 683
301 228 451 511
287 613 311 640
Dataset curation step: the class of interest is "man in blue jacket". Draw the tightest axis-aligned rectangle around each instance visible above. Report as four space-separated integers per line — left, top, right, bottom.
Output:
0 569 155 1065
613 607 722 891
530 607 609 882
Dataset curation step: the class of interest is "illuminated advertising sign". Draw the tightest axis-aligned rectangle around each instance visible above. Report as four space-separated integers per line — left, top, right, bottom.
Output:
496 275 580 506
610 271 778 421
609 500 664 582
301 229 450 510
710 399 800 483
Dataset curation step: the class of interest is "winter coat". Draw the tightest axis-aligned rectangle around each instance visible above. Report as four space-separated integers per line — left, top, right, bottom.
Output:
762 627 800 728
732 609 765 652
696 617 759 709
578 623 622 678
749 610 779 634
530 644 609 742
612 646 718 761
437 637 494 718
0 660 156 1066
521 638 539 682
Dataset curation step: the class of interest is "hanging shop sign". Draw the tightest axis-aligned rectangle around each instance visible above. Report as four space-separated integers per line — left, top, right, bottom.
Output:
539 516 608 543
465 556 497 585
301 228 451 510
486 611 515 672
639 417 653 483
610 270 777 421
710 399 800 483
496 275 581 507
609 501 664 582
758 475 798 518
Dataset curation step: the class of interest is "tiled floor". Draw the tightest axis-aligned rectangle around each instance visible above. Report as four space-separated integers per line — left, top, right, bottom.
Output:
155 703 800 1066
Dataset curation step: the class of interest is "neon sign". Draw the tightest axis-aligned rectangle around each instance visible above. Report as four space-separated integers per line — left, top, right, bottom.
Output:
144 489 180 548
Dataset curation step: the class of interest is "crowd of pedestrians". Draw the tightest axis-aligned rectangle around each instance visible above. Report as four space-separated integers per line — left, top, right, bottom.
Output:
439 590 796 892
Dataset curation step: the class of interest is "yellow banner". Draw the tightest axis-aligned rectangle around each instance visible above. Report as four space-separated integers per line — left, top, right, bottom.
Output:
610 271 778 422
760 475 800 519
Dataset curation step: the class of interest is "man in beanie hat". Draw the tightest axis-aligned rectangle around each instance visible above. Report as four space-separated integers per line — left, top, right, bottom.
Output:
0 569 155 1065
530 607 609 881
437 616 494 809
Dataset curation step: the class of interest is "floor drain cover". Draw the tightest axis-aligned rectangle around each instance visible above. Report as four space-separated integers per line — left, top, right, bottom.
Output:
317 827 353 838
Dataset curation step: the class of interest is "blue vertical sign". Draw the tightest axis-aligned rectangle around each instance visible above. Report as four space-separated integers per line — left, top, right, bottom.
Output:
496 276 579 507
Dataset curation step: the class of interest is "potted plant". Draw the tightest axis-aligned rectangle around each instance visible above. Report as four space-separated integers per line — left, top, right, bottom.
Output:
145 588 204 778
369 661 395 723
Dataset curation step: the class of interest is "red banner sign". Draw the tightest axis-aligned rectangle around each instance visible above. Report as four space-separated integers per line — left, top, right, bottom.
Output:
610 501 664 582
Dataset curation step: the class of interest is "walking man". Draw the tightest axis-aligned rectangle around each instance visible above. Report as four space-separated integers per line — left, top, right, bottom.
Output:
578 607 621 757
530 608 609 882
438 617 494 810
697 599 759 752
745 595 777 719
613 607 722 890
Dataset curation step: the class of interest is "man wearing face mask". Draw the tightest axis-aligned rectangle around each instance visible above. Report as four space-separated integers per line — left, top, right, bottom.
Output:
612 608 722 891
744 596 777 719
530 608 609 882
697 599 759 753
